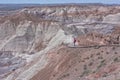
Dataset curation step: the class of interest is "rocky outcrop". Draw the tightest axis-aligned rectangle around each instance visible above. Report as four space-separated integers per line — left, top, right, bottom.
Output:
0 4 120 80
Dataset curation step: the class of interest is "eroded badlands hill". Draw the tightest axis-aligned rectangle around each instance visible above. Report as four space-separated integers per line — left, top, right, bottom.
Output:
0 4 120 80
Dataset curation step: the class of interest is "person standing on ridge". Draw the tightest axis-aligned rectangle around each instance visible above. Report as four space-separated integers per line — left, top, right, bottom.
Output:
73 37 76 46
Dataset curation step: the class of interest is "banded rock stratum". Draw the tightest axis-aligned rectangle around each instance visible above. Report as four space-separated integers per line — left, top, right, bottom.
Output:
0 4 120 80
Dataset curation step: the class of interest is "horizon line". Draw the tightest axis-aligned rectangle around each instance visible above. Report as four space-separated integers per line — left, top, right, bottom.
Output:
0 3 119 5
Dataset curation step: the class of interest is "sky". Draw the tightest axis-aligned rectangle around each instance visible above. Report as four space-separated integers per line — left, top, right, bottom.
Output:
0 0 120 4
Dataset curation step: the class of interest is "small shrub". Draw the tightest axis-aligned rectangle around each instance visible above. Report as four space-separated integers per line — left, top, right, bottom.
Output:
61 73 70 78
82 60 85 62
92 71 96 73
98 63 105 69
68 65 71 68
101 59 105 63
53 74 56 77
114 52 118 54
80 70 90 77
97 60 106 69
112 47 116 50
101 51 104 53
75 68 78 71
102 72 108 77
90 54 93 58
88 62 93 66
114 57 119 62
96 52 100 55
84 64 87 70
84 57 89 60
106 52 109 54
98 56 103 59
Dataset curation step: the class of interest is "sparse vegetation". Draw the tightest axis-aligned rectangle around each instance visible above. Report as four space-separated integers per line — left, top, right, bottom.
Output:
75 68 78 71
101 59 105 63
85 57 89 60
53 74 56 77
102 72 108 77
96 52 100 55
92 71 96 73
80 70 90 77
62 73 70 78
88 62 93 66
114 52 118 54
82 60 85 62
1 4 120 80
112 46 116 50
68 65 71 68
83 64 87 70
58 73 70 80
114 57 119 62
90 54 93 58
106 52 109 54
98 56 103 59
97 59 106 69
101 50 104 53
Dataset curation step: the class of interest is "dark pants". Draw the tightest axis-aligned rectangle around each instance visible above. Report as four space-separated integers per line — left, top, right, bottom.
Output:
74 42 75 46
